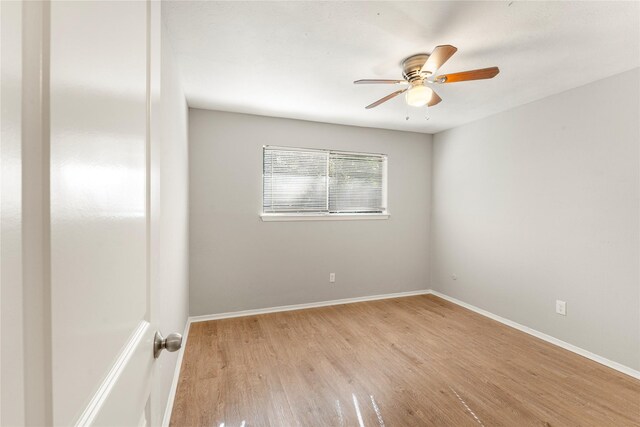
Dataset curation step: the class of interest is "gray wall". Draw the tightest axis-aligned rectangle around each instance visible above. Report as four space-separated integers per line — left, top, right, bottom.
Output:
189 109 432 315
431 68 640 370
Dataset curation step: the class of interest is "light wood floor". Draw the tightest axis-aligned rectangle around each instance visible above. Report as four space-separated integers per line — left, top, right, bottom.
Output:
170 295 640 426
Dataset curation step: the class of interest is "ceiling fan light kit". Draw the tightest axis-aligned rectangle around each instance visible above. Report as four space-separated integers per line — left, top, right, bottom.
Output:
406 85 433 107
355 45 500 110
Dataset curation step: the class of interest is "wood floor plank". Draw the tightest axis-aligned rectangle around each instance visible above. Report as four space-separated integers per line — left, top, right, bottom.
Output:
170 295 640 426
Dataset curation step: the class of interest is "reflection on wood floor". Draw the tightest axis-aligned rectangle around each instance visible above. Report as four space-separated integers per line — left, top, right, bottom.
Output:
170 295 640 426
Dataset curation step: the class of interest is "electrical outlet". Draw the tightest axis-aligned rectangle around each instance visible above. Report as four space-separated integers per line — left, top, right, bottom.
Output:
556 300 567 316
329 273 335 283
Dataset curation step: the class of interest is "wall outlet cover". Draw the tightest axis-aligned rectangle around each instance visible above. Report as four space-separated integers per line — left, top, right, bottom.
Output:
556 300 567 316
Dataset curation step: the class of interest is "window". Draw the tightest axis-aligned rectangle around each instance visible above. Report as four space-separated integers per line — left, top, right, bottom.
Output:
262 146 388 220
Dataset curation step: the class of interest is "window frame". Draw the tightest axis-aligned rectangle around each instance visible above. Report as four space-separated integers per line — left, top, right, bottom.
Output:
260 145 389 221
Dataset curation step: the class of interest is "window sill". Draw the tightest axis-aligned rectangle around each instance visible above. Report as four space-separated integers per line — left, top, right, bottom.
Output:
260 213 390 222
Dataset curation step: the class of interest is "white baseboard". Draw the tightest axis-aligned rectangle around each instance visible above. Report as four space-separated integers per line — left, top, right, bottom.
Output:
162 288 639 423
161 320 191 427
188 289 432 323
429 290 640 380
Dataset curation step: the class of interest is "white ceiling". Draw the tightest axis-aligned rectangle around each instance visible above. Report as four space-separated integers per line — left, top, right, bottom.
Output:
163 1 639 134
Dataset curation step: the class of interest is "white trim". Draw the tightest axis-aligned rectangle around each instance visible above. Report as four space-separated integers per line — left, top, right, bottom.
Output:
189 289 431 323
264 145 387 158
76 321 150 426
161 320 191 427
260 213 390 222
429 290 640 380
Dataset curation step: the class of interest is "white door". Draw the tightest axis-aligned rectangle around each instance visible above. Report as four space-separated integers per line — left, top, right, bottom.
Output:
49 1 163 425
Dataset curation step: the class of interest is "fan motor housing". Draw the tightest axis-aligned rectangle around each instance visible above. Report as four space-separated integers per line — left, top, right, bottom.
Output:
402 53 430 83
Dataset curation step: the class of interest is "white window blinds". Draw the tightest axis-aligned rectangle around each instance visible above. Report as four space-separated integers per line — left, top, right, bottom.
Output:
329 153 385 213
263 148 328 213
263 146 387 214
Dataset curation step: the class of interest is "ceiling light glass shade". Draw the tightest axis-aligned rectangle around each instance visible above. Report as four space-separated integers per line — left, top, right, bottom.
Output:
405 85 433 107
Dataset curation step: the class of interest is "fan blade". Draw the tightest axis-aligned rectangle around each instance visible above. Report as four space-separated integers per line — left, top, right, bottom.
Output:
365 88 408 109
421 45 458 75
354 79 407 84
428 89 442 107
436 67 500 83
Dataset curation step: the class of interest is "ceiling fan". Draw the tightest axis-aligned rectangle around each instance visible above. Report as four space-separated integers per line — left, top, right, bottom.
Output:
354 45 499 109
